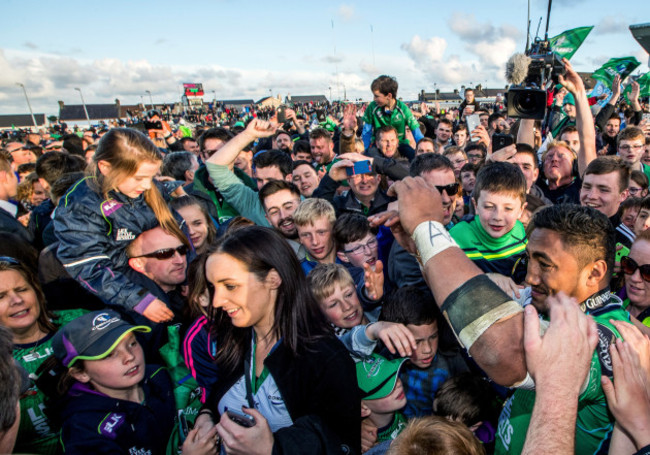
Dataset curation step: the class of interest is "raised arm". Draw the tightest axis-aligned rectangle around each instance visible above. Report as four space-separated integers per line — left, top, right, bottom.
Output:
374 178 527 386
206 119 277 168
560 59 596 176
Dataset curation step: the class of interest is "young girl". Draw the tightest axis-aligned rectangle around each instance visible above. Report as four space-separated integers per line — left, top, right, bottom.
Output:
0 256 86 454
170 196 217 255
53 128 190 323
193 226 361 454
183 254 219 402
51 309 218 454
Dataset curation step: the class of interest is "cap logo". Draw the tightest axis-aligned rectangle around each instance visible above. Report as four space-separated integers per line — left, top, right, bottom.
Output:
92 313 121 331
363 356 383 378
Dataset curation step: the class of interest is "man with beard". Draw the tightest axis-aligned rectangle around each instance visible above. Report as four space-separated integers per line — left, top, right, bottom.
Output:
204 119 295 227
258 180 306 259
273 130 294 153
379 176 628 454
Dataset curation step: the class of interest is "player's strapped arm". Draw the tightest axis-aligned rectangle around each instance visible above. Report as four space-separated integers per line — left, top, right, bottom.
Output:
379 177 527 386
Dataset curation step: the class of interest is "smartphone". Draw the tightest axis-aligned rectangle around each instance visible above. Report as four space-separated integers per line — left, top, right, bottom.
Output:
492 133 515 152
466 114 480 141
178 410 189 443
615 244 630 263
346 160 372 176
226 409 256 428
276 105 287 123
144 121 163 130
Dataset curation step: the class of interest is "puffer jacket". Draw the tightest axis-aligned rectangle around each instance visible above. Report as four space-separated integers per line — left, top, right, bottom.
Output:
58 366 176 454
53 176 186 314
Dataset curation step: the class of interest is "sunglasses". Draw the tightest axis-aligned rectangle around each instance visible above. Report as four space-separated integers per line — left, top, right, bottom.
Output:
621 256 650 282
435 183 460 196
133 245 189 260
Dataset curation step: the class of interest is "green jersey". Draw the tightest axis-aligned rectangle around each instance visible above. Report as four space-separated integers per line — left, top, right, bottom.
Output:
495 292 628 455
13 309 87 455
377 412 407 442
362 100 420 145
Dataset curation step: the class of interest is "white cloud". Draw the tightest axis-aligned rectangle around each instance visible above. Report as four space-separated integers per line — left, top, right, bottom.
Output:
337 4 355 22
0 48 371 114
401 36 447 64
596 16 628 35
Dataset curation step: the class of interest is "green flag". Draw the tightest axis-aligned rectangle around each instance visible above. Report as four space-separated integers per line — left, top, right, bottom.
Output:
550 26 594 60
591 57 641 89
623 72 650 101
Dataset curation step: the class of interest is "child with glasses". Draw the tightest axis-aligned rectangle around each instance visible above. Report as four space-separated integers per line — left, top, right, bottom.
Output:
621 229 650 327
53 128 191 324
450 162 528 296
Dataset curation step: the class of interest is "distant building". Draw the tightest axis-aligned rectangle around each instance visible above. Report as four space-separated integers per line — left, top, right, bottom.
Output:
256 96 282 108
0 114 46 130
218 99 255 109
285 95 328 104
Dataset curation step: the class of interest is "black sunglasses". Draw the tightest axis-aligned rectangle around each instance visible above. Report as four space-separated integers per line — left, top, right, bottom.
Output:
435 183 460 196
621 256 650 282
133 245 189 260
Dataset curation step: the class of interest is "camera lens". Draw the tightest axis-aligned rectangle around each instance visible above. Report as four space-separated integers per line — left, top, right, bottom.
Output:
515 93 537 114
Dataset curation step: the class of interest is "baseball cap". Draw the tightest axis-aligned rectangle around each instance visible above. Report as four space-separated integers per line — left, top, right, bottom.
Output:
356 354 406 400
52 310 150 368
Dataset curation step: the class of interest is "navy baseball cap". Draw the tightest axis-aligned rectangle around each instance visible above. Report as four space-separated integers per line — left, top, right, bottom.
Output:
52 310 150 368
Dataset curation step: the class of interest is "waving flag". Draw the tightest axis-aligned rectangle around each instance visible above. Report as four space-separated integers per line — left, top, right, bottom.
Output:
550 26 594 60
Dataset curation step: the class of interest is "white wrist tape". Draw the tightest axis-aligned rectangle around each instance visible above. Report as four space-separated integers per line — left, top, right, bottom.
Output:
411 220 458 267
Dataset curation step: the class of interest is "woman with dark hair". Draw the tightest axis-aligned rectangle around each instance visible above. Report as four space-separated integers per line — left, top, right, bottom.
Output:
194 226 360 454
0 256 85 454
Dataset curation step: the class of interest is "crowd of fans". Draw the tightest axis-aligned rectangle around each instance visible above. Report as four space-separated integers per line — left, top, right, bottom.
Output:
1 55 650 455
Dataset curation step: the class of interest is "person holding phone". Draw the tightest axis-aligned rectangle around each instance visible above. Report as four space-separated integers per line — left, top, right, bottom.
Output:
193 226 360 454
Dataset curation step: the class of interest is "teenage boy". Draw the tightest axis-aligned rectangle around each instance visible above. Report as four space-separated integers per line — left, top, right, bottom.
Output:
580 156 634 248
450 162 528 284
357 354 408 443
308 263 414 358
295 198 383 313
617 126 649 181
380 286 469 418
0 154 31 244
362 75 423 149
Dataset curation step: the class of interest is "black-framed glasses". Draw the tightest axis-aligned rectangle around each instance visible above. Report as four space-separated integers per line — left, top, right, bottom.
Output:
621 256 650 282
435 183 460 196
132 245 189 260
344 238 379 255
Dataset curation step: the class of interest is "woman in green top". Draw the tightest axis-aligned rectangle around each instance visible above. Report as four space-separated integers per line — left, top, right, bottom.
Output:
622 229 650 326
0 256 84 454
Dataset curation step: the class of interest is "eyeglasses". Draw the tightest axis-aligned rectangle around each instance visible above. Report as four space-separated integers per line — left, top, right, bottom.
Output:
621 256 650 282
619 145 644 152
132 245 189 260
344 238 378 255
435 183 460 196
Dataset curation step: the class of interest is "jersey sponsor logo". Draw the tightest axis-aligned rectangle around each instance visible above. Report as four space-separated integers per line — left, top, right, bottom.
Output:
496 395 514 450
128 447 152 455
92 312 121 331
27 403 52 438
22 346 53 363
596 323 617 378
101 199 123 217
100 413 126 439
116 228 136 241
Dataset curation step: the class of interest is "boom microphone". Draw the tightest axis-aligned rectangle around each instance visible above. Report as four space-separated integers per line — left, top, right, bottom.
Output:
505 53 532 85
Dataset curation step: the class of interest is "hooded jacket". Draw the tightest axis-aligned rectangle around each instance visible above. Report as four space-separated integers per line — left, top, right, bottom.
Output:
53 176 185 314
58 366 176 455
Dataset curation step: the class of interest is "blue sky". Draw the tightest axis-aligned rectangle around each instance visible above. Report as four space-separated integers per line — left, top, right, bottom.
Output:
1 0 648 117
